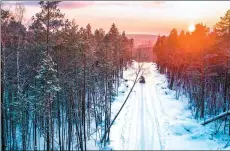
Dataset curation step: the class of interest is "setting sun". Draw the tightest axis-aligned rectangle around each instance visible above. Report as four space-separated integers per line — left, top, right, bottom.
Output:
188 24 196 32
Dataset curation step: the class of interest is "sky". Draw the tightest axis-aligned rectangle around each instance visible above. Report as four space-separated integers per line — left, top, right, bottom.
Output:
2 1 230 35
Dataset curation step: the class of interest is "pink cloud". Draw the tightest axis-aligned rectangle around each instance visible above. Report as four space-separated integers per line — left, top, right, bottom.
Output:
98 1 166 7
58 1 164 9
59 1 95 9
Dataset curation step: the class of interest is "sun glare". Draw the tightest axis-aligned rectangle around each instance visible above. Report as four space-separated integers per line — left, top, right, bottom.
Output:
188 24 195 32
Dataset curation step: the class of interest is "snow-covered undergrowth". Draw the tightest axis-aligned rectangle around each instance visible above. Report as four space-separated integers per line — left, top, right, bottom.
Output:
153 62 230 150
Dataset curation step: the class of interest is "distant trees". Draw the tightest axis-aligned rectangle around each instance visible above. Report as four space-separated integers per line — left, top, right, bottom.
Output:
153 10 230 134
132 42 153 62
1 1 133 150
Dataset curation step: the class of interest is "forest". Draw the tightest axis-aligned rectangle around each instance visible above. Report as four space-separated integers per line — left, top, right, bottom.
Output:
153 10 230 134
1 1 134 150
2 1 230 150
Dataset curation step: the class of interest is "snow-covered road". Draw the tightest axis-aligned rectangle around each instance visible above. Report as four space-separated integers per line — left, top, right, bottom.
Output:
104 62 230 150
121 66 166 150
120 80 162 150
107 63 167 150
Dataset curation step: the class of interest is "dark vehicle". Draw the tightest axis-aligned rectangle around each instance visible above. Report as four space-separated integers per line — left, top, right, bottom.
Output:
139 76 145 83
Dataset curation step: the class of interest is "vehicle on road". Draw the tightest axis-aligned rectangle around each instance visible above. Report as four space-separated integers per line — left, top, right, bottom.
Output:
139 76 145 83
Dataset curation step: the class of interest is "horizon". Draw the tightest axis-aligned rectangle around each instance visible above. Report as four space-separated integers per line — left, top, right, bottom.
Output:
2 1 230 35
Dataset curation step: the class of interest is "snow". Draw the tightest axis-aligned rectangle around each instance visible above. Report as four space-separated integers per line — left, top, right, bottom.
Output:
28 61 229 150
13 61 229 150
102 62 230 150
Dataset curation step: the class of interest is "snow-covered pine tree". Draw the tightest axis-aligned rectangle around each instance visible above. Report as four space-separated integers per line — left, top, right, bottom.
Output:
35 50 61 150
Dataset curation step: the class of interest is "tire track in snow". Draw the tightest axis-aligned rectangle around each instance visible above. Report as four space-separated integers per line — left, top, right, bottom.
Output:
150 65 171 144
140 84 145 150
154 84 171 136
144 67 165 149
152 66 172 147
149 65 171 150
147 82 165 150
143 86 156 149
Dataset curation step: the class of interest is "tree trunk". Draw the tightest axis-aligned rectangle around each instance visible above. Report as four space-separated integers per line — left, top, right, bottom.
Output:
223 73 228 112
46 113 50 151
34 105 37 151
1 45 6 151
83 54 87 151
201 110 230 125
200 79 205 118
169 69 175 90
57 92 61 150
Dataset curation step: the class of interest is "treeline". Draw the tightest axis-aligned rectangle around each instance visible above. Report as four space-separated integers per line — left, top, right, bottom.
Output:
153 10 230 133
1 1 134 150
133 42 153 62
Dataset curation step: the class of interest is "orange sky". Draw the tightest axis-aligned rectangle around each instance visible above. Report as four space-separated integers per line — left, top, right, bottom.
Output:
2 1 230 35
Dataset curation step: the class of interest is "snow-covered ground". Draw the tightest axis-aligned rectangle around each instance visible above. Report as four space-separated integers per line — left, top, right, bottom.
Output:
102 62 230 150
